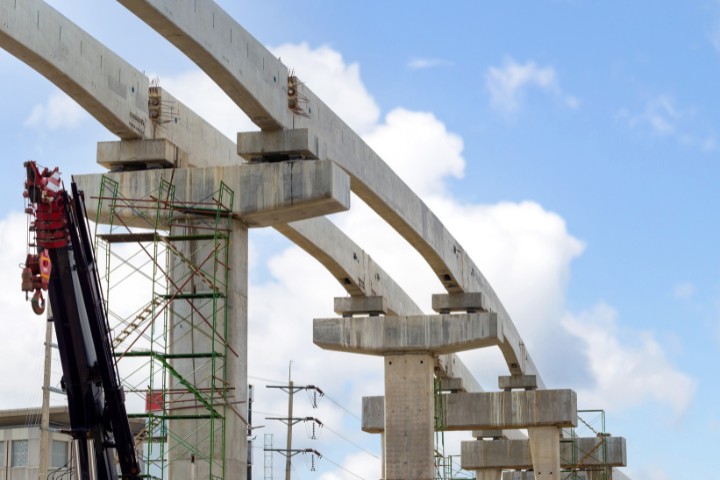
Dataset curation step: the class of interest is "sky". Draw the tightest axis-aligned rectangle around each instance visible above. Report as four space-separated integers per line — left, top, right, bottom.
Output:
0 0 718 479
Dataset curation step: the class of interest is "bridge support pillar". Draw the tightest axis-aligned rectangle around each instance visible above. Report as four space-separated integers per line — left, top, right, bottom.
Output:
314 311 497 479
477 470 503 480
528 427 561 480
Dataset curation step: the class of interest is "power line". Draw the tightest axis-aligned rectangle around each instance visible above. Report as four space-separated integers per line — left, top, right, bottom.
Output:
320 454 368 480
322 424 380 460
323 392 362 422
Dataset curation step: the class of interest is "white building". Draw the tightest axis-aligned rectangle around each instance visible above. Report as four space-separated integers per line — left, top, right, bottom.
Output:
0 406 144 480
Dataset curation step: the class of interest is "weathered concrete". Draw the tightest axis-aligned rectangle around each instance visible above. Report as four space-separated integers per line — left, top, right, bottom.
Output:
476 469 502 480
97 139 186 169
499 375 538 391
0 0 150 139
502 469 630 480
164 219 247 479
118 0 544 381
528 427 561 480
314 313 500 355
334 296 388 316
362 390 577 432
384 354 435 480
461 436 627 469
316 311 510 479
432 292 487 312
74 160 350 227
0 0 525 428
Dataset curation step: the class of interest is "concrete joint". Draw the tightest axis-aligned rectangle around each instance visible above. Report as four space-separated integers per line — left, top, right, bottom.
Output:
334 296 388 317
432 292 487 313
238 128 320 161
97 139 186 170
313 312 501 356
76 160 350 228
362 390 577 432
499 375 538 391
461 436 627 469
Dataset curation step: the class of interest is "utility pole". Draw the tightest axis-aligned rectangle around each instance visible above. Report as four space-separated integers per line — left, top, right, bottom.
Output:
38 304 53 480
285 377 293 480
265 363 324 480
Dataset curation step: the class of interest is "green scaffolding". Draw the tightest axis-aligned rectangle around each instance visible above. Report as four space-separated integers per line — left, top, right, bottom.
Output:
561 409 611 480
94 175 235 479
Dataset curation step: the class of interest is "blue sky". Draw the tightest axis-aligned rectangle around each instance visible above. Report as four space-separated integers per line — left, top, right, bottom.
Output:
0 1 718 479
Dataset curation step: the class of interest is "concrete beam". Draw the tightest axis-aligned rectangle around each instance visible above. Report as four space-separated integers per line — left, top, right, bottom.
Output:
362 390 577 432
97 139 185 169
499 375 538 391
334 296 388 317
461 436 627 469
314 313 500 355
502 469 630 480
74 160 350 227
116 0 543 381
1 0 530 455
432 292 487 313
0 0 150 139
238 128 319 160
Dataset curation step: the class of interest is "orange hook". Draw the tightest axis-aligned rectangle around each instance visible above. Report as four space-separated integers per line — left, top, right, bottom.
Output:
31 290 45 315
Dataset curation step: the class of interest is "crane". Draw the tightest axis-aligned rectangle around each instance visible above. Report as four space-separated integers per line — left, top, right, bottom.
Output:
21 161 140 480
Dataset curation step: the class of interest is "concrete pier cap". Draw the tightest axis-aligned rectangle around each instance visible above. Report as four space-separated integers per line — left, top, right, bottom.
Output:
312 312 501 355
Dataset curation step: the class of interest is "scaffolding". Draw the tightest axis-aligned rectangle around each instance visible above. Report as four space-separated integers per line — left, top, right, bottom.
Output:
434 379 474 480
561 409 612 480
93 174 235 479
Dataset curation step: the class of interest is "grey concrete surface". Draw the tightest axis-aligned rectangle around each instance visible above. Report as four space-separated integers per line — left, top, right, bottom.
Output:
334 296 389 316
117 0 544 381
0 0 533 404
0 0 150 139
432 292 487 312
75 160 350 227
461 436 627 469
314 313 501 355
362 390 577 432
499 375 538 391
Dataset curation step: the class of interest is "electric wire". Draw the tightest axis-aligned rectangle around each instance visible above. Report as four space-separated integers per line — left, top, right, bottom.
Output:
322 424 380 460
320 454 368 480
323 392 362 422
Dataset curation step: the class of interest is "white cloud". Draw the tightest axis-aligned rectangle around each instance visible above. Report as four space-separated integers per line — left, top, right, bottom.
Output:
24 90 89 130
485 57 579 113
562 303 696 415
363 108 465 197
158 70 257 140
407 58 453 70
619 94 716 152
623 94 679 135
271 42 381 136
0 212 55 409
673 282 695 300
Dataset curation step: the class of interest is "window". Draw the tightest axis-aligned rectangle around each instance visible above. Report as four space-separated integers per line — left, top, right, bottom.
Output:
0 440 4 467
51 440 68 468
11 440 28 467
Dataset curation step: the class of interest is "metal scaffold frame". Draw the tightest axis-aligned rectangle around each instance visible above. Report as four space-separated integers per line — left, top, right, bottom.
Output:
93 174 235 479
561 409 611 480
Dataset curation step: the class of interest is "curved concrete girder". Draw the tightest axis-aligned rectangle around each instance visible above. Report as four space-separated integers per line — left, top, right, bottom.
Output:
0 0 150 139
115 0 543 382
0 0 508 400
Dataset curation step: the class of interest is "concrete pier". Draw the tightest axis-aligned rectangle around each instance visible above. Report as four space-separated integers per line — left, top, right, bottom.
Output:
361 390 577 432
461 436 627 469
314 313 511 480
75 160 350 228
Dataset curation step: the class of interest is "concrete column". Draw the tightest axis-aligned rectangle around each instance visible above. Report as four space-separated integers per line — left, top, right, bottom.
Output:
167 220 248 479
528 427 561 480
384 353 434 480
476 469 502 480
